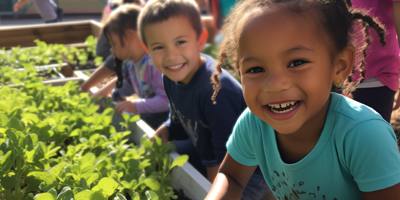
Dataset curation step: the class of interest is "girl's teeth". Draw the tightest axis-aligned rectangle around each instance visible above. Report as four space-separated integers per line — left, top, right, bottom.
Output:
267 101 298 114
271 106 295 114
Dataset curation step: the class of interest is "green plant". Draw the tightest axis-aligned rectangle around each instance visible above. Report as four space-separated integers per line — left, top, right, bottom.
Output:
0 70 189 200
0 36 103 69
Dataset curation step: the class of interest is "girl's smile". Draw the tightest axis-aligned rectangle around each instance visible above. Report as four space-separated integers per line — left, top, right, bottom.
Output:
264 100 302 120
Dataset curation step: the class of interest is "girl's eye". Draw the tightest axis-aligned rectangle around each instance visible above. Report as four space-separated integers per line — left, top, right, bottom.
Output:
152 46 163 51
246 67 265 73
289 60 308 68
176 40 186 45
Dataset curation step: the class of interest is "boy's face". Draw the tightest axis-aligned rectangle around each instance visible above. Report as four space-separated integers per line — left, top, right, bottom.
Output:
144 16 205 84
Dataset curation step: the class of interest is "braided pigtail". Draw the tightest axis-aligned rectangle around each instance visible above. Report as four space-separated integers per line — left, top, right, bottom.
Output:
343 10 386 95
211 50 229 105
114 57 124 88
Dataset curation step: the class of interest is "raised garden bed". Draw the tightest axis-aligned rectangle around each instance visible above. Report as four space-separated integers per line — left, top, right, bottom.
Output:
0 20 102 49
0 68 210 200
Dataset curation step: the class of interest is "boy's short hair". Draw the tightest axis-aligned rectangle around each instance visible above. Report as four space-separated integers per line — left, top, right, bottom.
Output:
138 0 203 45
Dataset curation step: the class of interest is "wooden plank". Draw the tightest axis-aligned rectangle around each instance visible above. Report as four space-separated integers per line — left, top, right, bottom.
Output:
1 29 92 49
90 21 103 38
0 24 90 38
0 20 93 31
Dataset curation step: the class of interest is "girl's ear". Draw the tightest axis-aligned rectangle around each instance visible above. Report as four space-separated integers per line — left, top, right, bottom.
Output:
198 29 209 51
142 43 149 54
333 45 355 84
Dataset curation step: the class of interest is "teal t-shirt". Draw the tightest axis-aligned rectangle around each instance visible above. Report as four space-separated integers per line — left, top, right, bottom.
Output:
227 92 400 200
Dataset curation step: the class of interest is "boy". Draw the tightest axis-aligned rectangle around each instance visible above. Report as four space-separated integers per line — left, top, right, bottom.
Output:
138 0 269 199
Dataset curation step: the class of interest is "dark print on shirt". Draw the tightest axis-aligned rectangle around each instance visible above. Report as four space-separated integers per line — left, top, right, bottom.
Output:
271 170 338 200
170 102 199 145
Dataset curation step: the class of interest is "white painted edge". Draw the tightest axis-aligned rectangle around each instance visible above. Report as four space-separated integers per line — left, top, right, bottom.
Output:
74 70 99 93
136 119 212 199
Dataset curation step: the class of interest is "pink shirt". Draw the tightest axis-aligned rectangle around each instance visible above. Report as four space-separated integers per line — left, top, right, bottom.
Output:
352 0 400 91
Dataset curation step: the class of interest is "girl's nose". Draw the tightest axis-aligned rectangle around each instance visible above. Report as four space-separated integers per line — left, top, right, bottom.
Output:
262 71 291 93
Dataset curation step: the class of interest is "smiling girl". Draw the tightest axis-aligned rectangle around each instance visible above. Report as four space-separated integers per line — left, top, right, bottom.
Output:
206 0 400 199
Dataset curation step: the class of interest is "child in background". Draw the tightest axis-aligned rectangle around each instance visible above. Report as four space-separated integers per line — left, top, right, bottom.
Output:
349 0 400 123
80 0 140 93
206 0 400 199
91 4 169 130
138 0 269 199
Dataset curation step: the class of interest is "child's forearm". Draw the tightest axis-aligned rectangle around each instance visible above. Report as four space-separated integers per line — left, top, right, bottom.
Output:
207 165 220 183
90 78 117 99
205 173 243 200
133 95 169 114
81 65 115 92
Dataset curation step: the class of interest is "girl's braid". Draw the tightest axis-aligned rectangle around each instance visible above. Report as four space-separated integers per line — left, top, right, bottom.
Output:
211 51 228 104
114 57 124 88
343 10 386 95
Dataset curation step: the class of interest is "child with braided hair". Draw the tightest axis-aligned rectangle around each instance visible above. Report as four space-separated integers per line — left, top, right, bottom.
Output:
91 4 170 130
206 0 400 199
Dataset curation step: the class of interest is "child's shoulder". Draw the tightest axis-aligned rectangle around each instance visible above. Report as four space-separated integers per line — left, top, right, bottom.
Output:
331 92 386 124
329 93 394 142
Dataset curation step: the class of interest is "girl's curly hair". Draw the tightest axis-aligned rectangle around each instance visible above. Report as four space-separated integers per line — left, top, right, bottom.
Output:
211 0 386 104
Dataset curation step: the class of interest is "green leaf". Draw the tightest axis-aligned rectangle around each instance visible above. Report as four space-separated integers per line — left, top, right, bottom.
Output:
0 102 10 114
122 113 130 122
75 190 92 200
143 177 160 190
49 162 68 176
90 191 106 200
119 122 127 127
34 193 55 200
23 134 38 151
115 193 127 200
7 117 24 131
26 172 57 192
0 114 8 126
91 177 118 198
69 128 80 137
56 186 74 200
1 172 17 190
129 115 140 123
155 136 162 146
24 193 35 200
170 155 189 169
48 188 57 199
77 178 87 189
145 191 159 200
132 192 140 200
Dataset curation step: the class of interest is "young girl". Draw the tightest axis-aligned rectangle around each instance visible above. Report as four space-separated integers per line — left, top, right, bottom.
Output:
91 4 169 130
206 0 400 199
80 0 140 93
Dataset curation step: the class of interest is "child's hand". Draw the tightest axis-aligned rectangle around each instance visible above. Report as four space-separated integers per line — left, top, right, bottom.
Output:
13 0 29 12
115 100 137 114
150 125 169 144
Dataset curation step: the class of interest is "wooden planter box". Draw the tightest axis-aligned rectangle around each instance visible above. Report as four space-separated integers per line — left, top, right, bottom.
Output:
0 20 102 49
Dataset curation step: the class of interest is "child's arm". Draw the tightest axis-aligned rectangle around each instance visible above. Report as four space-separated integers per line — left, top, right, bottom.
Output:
129 65 169 114
150 124 170 143
361 184 400 200
206 153 257 200
90 77 117 99
81 64 115 92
